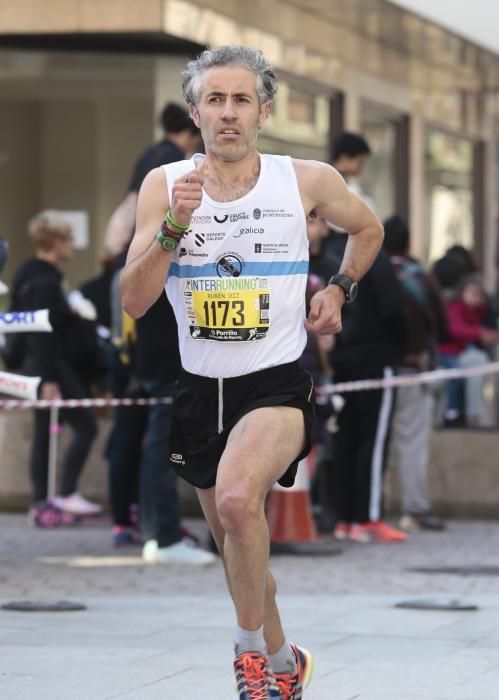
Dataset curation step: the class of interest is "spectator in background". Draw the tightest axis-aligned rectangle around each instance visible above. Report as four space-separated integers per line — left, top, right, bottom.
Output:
108 282 215 564
331 132 375 211
79 254 115 331
305 211 342 533
104 102 201 257
383 216 446 532
332 132 371 179
438 275 499 427
105 104 212 563
328 236 408 543
432 245 477 301
325 131 375 265
11 211 100 515
308 209 342 282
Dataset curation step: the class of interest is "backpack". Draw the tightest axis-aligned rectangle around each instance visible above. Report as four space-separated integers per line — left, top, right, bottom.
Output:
390 256 437 358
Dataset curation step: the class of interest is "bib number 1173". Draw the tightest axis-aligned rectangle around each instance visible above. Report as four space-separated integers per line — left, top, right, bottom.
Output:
202 300 245 327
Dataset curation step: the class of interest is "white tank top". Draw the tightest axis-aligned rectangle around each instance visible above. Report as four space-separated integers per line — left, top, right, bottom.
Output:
164 153 308 378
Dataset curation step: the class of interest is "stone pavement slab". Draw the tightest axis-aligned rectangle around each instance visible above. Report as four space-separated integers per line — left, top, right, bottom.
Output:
2 595 499 699
2 515 499 698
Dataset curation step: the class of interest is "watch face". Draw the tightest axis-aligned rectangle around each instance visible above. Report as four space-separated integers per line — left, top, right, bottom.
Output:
161 236 178 251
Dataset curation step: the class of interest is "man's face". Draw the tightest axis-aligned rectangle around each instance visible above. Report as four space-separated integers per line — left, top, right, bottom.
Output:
190 66 270 162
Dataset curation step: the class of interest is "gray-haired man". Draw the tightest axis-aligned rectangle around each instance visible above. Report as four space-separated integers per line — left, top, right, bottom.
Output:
121 46 384 699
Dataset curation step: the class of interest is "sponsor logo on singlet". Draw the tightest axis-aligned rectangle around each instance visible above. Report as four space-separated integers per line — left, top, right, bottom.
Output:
215 251 245 277
253 207 293 219
254 242 290 254
214 212 249 224
233 227 264 239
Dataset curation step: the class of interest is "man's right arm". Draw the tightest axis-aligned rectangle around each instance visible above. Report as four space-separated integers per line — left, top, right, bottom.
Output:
120 166 203 319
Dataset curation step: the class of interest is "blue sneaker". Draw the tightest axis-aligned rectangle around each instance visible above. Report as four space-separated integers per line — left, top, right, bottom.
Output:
112 526 137 547
234 651 280 699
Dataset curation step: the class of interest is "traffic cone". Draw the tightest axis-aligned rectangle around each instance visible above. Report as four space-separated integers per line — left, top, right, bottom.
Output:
267 450 341 556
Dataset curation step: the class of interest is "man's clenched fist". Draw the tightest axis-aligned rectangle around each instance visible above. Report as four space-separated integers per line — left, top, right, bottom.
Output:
171 169 204 228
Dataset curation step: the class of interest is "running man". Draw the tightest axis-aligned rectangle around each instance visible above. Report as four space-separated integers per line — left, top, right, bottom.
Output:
121 46 384 700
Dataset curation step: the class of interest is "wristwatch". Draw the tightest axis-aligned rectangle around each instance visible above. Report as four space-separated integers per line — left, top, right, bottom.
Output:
328 274 358 303
156 230 182 251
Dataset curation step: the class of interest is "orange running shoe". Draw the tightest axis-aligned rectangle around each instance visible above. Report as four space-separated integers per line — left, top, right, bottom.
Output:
274 643 314 699
234 651 280 700
348 523 372 543
368 520 408 542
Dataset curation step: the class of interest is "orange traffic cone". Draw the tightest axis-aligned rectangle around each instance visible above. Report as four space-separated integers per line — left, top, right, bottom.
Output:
267 451 341 556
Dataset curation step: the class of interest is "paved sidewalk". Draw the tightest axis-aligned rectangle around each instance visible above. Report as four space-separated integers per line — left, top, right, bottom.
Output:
1 515 499 699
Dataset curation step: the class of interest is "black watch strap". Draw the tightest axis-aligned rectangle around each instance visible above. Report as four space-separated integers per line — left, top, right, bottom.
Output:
328 274 358 303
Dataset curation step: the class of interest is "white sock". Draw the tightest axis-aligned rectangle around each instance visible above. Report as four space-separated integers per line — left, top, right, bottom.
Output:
269 641 297 674
234 624 266 655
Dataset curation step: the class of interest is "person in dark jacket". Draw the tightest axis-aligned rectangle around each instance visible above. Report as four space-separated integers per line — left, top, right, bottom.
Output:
326 229 408 543
105 104 213 564
11 211 99 514
104 103 201 257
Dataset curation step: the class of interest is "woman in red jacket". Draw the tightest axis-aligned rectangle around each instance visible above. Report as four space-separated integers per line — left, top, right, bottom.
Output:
438 277 499 427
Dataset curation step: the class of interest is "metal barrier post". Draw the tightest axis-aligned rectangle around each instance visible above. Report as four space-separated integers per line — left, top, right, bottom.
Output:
47 404 60 499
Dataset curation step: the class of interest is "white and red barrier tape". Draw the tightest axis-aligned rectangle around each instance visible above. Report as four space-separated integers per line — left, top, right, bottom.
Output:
1 361 499 411
0 396 172 411
318 361 499 395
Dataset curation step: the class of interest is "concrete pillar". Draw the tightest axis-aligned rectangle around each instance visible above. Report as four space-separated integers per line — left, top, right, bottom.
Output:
482 95 497 294
344 90 361 132
409 106 425 260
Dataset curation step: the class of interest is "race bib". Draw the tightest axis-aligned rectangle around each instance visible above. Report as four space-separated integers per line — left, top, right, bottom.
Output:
184 277 270 341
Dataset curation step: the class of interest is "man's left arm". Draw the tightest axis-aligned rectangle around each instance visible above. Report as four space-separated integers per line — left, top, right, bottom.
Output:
296 160 384 334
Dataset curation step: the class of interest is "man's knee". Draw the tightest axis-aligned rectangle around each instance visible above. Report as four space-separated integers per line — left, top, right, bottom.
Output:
216 485 264 539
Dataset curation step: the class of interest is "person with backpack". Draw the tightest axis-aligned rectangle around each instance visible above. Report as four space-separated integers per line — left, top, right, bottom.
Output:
10 211 100 515
383 215 447 532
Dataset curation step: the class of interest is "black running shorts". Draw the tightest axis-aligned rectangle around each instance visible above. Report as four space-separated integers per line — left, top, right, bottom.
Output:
169 361 315 489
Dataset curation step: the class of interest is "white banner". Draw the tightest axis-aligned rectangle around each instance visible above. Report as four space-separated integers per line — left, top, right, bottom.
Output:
0 309 52 333
0 371 40 400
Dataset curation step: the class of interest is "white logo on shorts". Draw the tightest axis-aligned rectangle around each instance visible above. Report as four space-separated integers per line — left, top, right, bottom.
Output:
171 453 185 466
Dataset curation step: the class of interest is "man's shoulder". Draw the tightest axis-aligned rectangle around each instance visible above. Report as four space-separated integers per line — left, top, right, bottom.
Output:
290 157 332 174
290 159 341 194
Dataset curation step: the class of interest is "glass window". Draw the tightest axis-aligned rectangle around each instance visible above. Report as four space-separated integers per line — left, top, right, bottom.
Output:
260 80 330 161
425 130 474 262
360 108 398 221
